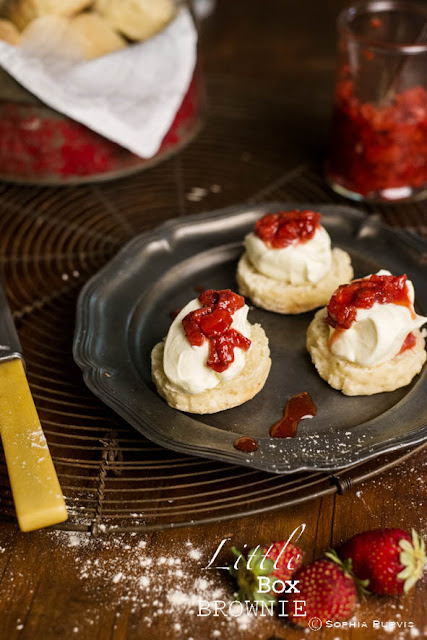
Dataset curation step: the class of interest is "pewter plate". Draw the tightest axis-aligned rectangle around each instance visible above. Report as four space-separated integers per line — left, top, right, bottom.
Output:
73 203 427 473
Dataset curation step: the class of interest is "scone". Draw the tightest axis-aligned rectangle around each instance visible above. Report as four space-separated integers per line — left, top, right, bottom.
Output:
0 18 20 44
4 0 93 30
21 13 126 60
307 270 427 395
237 210 353 314
94 0 175 42
151 289 271 414
68 13 126 60
20 15 82 59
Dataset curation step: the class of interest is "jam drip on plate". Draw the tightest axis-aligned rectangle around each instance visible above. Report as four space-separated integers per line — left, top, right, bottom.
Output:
327 274 414 331
182 289 251 373
270 392 317 438
233 436 259 453
255 210 321 249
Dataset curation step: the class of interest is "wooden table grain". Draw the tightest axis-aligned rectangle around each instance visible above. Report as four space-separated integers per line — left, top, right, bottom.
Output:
0 1 426 639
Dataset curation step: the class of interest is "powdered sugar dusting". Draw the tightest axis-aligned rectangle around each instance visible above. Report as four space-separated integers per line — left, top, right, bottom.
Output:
42 531 268 638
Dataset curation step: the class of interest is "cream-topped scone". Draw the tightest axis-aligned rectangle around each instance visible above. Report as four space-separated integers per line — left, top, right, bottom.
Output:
237 210 353 314
307 271 427 395
151 289 271 413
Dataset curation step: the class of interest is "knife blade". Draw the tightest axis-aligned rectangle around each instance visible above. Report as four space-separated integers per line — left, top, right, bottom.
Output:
0 283 67 531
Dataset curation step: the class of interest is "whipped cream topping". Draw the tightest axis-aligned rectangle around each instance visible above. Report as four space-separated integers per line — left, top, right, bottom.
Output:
244 225 332 285
163 298 252 395
329 271 427 367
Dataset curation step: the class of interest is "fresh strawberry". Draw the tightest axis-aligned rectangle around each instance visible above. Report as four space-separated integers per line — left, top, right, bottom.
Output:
229 541 303 605
286 552 363 627
263 541 303 581
339 528 426 595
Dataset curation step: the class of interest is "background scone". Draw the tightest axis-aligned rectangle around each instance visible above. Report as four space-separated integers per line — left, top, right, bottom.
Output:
237 210 353 314
2 0 176 60
20 13 126 60
68 12 126 60
0 18 20 43
94 0 175 41
3 0 93 30
151 289 271 414
20 15 80 58
307 271 427 395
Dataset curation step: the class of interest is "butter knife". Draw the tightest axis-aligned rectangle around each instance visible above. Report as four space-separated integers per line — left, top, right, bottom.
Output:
0 284 67 531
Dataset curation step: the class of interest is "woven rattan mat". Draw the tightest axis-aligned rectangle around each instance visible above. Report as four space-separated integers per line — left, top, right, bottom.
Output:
0 162 425 534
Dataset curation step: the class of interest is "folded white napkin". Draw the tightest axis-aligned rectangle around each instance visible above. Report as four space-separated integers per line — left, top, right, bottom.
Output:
0 9 197 158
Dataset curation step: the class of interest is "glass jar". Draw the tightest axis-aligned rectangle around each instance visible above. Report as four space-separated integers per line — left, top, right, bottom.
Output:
326 1 427 202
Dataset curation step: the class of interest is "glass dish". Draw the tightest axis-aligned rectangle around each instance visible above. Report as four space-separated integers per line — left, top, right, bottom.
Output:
326 1 427 202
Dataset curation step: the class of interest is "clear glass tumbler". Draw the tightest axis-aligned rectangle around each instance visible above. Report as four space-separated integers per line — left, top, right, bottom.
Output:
326 1 427 202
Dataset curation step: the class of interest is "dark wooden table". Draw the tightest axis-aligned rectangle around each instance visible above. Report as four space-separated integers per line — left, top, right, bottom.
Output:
0 1 426 638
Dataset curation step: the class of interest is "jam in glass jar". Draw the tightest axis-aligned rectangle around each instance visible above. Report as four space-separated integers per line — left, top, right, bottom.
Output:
326 1 427 202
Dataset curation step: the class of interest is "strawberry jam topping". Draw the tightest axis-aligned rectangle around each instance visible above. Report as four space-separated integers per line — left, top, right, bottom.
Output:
327 274 414 332
182 289 251 373
255 210 321 249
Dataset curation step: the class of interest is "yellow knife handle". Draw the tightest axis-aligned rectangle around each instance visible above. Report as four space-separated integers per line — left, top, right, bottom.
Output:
0 358 68 531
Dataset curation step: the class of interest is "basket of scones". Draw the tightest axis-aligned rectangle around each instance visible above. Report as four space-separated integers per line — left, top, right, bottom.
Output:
0 0 202 183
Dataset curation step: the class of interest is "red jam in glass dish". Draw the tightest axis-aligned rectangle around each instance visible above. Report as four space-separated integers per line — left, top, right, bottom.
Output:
328 80 427 199
327 274 416 352
182 289 251 373
255 210 321 249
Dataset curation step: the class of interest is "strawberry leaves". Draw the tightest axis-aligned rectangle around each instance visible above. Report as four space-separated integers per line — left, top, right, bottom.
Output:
229 547 277 606
397 529 427 593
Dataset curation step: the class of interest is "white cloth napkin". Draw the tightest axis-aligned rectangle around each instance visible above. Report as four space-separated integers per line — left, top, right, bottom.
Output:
0 9 197 158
